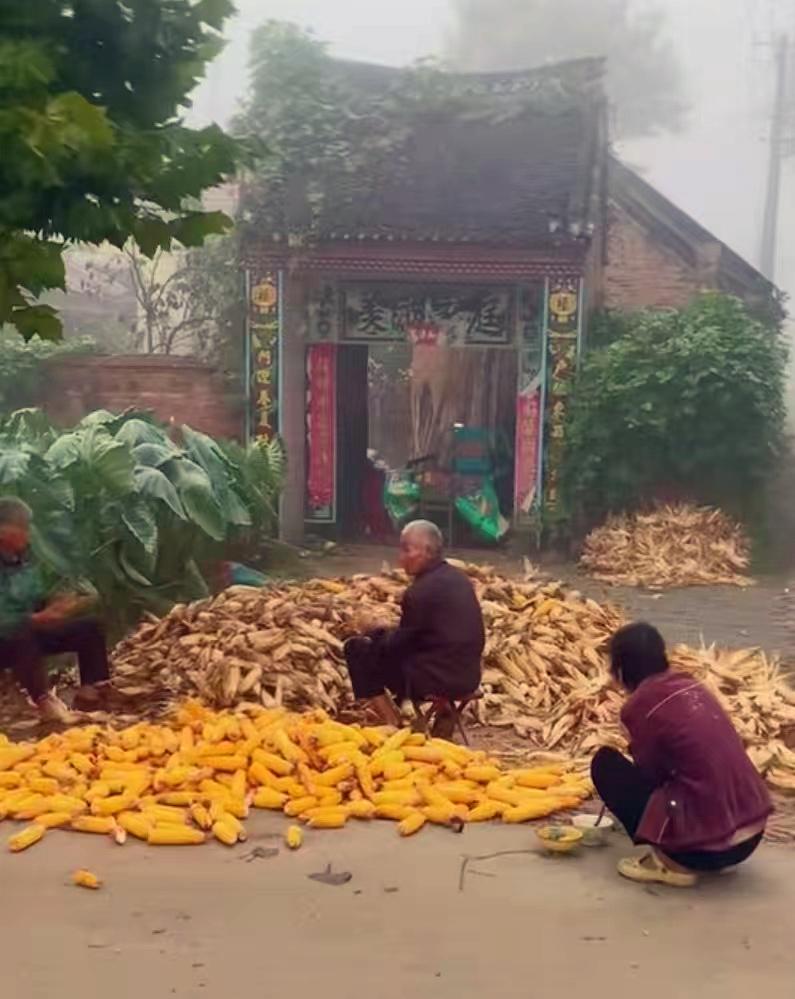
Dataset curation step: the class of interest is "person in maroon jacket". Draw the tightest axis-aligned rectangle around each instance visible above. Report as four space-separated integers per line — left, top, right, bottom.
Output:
592 622 772 888
344 520 484 733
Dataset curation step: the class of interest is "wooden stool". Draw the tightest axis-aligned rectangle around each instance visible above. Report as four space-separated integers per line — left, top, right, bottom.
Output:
412 690 483 745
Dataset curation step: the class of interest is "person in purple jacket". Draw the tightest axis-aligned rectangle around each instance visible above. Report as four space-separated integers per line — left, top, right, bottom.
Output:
591 622 772 888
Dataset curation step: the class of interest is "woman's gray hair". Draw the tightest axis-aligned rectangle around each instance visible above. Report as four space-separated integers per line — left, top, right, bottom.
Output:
0 496 32 526
401 519 443 557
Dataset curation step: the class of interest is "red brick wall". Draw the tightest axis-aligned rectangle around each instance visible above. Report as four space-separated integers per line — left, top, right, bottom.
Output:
44 356 242 440
604 202 706 312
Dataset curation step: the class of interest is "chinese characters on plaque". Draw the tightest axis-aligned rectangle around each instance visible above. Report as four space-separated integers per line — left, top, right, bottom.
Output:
543 279 581 512
249 274 279 440
339 283 513 344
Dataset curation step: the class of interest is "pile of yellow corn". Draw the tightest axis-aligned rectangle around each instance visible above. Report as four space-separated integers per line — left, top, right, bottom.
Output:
0 701 591 853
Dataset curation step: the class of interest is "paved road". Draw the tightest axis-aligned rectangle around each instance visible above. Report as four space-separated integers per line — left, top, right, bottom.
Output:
3 814 792 999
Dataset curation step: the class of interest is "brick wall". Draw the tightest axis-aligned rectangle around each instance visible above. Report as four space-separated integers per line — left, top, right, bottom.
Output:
604 202 710 312
44 356 242 440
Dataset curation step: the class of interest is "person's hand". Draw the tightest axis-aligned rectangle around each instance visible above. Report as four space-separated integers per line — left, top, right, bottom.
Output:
31 594 91 629
355 610 391 635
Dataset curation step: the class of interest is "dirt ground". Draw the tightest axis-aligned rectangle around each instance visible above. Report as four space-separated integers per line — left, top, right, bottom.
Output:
4 812 793 999
302 544 795 656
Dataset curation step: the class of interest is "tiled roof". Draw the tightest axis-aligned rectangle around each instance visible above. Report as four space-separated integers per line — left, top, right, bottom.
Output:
244 57 608 250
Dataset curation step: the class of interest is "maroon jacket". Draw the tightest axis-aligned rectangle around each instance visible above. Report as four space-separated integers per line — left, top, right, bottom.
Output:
622 671 772 852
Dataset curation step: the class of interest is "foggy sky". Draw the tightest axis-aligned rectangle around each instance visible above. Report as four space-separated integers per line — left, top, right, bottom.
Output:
192 0 795 301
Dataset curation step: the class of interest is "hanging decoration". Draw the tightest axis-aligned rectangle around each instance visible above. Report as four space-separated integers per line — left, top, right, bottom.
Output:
306 343 337 520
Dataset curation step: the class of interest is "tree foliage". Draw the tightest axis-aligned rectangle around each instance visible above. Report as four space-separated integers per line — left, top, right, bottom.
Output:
79 236 241 359
561 295 787 531
0 331 97 415
0 0 242 342
0 408 284 635
448 0 685 139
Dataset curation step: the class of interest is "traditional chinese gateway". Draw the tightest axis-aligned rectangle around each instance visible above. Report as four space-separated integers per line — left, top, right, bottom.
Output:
239 58 605 543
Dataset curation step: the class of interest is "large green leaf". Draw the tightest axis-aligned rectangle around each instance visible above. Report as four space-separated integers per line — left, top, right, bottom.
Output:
78 410 118 429
180 482 227 541
116 419 174 449
133 466 186 519
3 408 53 442
79 426 135 494
132 442 179 469
45 432 82 470
0 447 31 484
121 498 158 557
226 488 253 527
181 424 231 478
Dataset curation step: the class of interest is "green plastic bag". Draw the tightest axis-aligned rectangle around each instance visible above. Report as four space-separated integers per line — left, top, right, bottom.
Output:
384 471 419 528
455 476 508 544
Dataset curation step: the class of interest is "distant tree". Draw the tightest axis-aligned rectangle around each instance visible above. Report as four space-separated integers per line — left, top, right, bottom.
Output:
0 0 242 342
448 0 685 139
79 237 241 361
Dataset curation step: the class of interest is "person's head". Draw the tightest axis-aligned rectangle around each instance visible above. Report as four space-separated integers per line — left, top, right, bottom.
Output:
608 621 669 693
399 520 443 577
0 496 32 556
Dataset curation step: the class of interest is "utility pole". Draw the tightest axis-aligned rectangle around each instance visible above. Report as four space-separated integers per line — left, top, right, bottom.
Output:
760 34 789 281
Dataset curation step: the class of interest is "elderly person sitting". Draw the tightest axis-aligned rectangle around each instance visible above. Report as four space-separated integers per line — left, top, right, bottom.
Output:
344 520 484 733
0 496 116 723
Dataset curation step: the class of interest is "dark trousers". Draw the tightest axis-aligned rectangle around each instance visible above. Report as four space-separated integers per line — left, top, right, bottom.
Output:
344 636 407 702
591 747 763 872
0 618 109 703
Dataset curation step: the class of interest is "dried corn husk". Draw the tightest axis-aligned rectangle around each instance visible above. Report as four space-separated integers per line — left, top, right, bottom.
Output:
104 563 795 802
581 504 752 589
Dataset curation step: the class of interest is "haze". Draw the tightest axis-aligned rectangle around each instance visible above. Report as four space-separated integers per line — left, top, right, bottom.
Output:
192 0 795 301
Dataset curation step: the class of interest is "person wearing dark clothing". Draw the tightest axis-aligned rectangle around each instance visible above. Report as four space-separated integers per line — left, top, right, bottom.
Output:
344 520 484 728
0 497 114 723
591 622 772 888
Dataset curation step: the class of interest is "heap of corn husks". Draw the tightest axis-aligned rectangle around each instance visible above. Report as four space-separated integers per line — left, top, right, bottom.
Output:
108 563 795 794
0 702 591 853
580 504 752 589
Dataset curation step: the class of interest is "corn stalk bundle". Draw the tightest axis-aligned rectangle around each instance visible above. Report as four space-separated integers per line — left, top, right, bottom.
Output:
581 504 752 589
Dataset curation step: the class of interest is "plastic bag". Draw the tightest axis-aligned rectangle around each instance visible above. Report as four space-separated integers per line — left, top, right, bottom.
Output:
383 471 419 528
455 476 508 544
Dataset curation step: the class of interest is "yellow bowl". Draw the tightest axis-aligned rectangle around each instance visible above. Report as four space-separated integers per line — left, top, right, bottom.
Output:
535 824 584 855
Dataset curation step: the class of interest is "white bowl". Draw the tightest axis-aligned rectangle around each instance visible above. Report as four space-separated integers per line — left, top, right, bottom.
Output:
572 812 615 846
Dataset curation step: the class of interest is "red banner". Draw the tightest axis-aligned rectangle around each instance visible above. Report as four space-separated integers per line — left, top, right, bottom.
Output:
306 344 336 513
514 380 541 515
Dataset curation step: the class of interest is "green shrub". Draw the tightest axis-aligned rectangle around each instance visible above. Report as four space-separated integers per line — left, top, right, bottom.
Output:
562 294 787 532
0 332 97 414
0 409 283 636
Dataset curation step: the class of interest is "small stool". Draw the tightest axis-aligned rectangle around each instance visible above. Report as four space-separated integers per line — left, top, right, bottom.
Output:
412 690 483 745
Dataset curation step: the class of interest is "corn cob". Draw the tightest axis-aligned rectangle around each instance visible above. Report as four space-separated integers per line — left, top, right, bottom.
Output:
73 869 102 889
252 787 287 810
117 812 151 841
211 819 238 846
285 825 303 849
37 812 73 829
398 811 427 836
308 811 347 829
71 816 116 835
148 825 205 846
189 803 213 831
8 824 45 852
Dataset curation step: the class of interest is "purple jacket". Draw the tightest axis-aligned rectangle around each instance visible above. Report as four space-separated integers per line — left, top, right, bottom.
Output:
622 671 772 852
